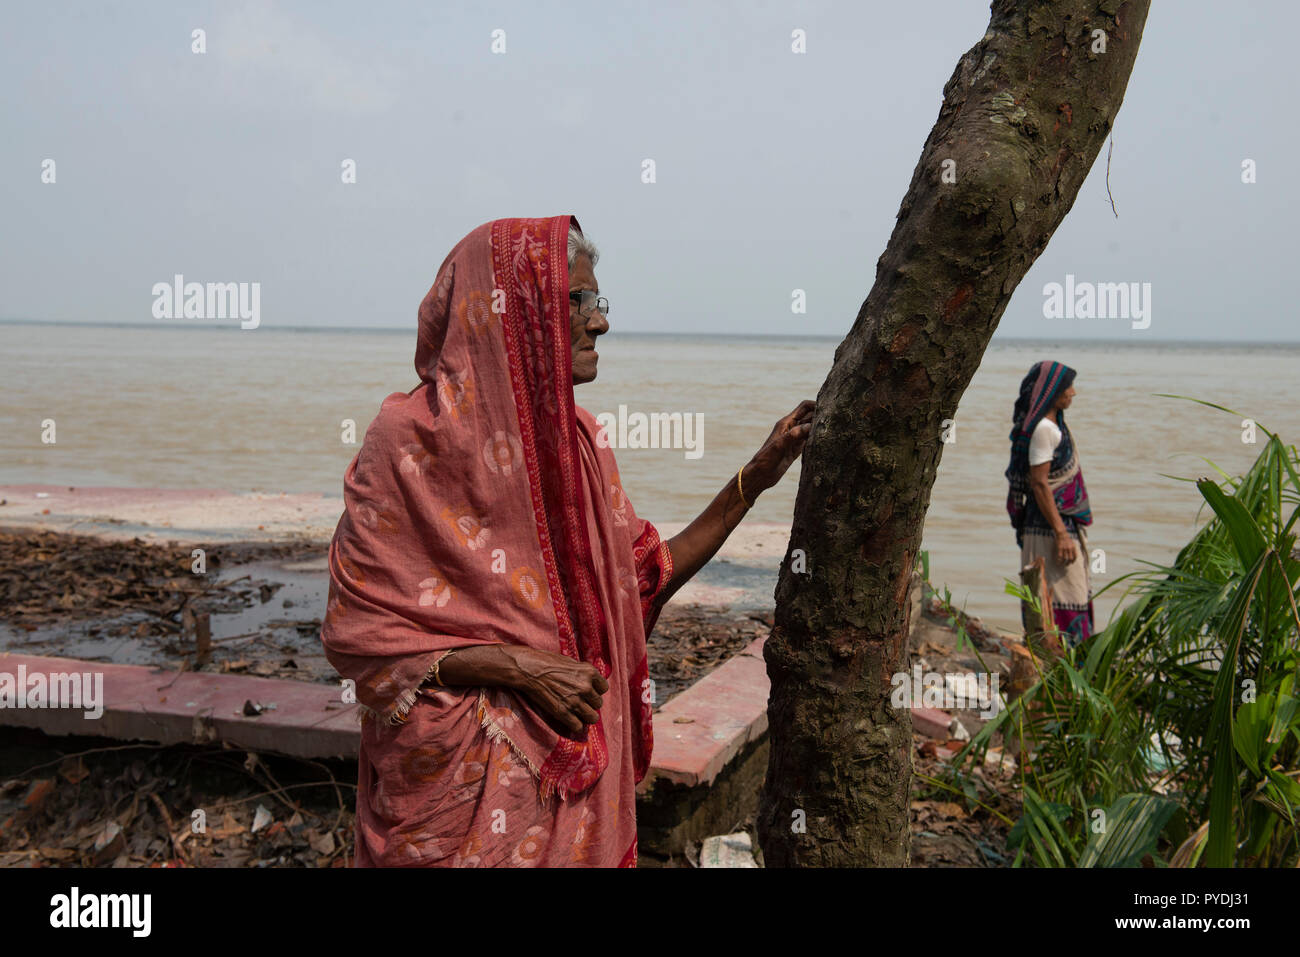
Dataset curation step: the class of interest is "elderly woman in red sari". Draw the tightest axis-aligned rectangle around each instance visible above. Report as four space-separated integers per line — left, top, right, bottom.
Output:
321 215 813 867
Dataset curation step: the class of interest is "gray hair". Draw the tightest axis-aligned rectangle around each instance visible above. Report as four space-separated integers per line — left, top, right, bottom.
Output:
567 226 599 270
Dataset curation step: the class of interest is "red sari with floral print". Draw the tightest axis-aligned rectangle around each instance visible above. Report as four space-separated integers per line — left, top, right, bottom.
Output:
320 216 672 867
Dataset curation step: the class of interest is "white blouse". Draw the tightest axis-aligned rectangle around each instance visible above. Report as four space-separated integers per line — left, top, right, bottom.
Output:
1028 417 1062 467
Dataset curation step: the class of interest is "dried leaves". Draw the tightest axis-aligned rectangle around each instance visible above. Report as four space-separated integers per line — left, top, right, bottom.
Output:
0 529 319 631
0 529 332 682
647 605 768 705
0 742 353 868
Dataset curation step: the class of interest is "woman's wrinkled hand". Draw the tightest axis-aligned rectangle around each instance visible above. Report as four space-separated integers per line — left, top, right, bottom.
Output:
746 400 815 494
507 646 609 738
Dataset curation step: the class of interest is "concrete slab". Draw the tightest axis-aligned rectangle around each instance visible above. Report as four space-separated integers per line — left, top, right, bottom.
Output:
2 639 776 786
646 637 769 788
0 653 359 759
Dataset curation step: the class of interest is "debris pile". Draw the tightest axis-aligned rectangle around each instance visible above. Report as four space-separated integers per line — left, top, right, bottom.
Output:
1 529 319 628
906 576 1020 866
0 732 353 868
0 528 332 681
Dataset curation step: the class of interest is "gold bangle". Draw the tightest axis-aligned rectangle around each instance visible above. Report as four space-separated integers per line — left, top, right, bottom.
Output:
736 467 752 510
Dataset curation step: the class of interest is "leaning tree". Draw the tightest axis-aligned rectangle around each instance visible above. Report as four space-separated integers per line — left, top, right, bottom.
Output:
757 0 1151 866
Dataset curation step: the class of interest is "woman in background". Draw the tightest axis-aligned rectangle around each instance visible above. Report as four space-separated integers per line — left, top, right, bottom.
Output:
1005 360 1095 646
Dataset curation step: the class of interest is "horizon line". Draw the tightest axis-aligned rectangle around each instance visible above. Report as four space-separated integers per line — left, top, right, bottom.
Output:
2 317 1298 348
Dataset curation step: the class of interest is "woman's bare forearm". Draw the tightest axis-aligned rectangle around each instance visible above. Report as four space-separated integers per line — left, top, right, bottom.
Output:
1030 479 1068 535
661 462 759 605
425 644 522 689
419 643 609 735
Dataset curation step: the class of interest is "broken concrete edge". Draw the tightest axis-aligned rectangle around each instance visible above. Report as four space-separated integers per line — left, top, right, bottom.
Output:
638 636 770 791
0 652 359 761
637 735 769 859
912 707 954 739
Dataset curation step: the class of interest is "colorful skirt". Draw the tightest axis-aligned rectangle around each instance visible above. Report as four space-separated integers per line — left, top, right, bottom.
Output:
1020 522 1094 646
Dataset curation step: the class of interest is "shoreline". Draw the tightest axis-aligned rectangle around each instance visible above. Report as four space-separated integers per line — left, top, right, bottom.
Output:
0 484 343 545
0 483 1013 625
0 484 801 613
0 484 789 556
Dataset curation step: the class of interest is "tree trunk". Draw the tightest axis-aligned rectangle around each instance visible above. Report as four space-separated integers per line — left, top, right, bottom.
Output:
757 0 1151 866
1020 556 1063 658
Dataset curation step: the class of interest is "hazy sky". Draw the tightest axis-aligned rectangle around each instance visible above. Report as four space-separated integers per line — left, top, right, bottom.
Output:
1 1 1294 341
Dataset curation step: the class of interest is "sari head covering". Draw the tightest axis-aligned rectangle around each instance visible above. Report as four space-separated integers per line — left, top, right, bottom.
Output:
1005 359 1082 543
321 215 673 866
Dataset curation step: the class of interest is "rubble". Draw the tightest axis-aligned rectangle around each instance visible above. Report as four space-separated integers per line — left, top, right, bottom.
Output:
0 730 354 868
699 832 759 868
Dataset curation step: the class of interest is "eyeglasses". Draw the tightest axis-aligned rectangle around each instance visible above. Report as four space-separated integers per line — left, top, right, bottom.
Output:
569 290 609 318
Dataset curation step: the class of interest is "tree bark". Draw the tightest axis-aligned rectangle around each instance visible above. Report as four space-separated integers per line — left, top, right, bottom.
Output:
757 0 1151 866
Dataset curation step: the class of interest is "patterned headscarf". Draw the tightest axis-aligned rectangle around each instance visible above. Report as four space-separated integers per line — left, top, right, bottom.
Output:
1005 360 1077 535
